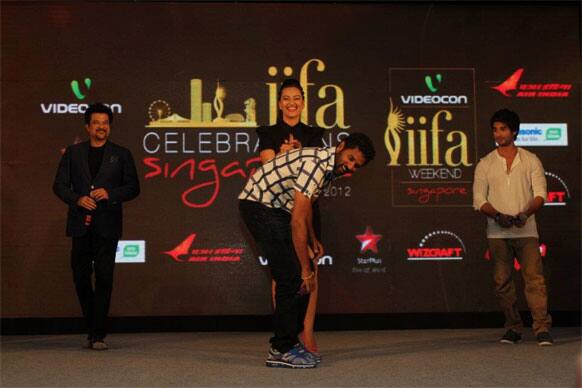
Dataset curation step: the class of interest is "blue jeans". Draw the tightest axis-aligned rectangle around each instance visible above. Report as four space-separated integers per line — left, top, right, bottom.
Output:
239 200 309 353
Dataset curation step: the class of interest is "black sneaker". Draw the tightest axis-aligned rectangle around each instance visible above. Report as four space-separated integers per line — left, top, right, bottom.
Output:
536 331 554 346
499 329 522 344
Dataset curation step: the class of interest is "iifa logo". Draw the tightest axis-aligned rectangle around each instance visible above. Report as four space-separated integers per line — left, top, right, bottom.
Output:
146 58 350 129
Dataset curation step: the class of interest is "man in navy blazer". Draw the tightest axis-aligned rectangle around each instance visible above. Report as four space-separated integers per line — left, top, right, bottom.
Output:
53 103 140 350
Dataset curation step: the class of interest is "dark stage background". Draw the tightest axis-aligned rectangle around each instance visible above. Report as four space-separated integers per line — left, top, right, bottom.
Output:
1 2 580 321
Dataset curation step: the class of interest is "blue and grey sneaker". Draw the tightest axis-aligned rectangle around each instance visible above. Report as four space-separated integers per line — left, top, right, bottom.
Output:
296 343 320 364
265 344 317 368
310 351 322 364
266 347 283 364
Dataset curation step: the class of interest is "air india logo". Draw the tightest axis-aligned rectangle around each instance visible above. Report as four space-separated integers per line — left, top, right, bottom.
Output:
491 68 572 98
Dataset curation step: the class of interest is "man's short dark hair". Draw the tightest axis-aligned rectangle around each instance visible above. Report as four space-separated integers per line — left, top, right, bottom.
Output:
342 132 375 166
278 78 305 100
490 108 520 139
84 103 113 125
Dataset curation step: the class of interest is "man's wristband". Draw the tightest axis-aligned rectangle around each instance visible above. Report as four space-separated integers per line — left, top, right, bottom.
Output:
494 212 501 222
301 272 315 280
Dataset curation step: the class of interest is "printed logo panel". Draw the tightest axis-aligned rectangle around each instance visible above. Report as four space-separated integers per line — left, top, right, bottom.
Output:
386 68 477 207
515 124 568 147
115 240 146 263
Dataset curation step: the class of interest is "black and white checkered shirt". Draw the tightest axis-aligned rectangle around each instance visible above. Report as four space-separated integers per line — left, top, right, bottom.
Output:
239 147 336 213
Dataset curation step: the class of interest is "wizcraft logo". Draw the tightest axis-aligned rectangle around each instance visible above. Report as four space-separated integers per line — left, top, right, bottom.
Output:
386 68 476 207
40 78 123 115
406 230 465 261
491 68 572 98
484 244 547 270
164 233 243 262
544 172 570 206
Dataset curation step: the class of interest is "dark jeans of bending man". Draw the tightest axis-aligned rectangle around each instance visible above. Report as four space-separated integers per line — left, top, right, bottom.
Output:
239 199 310 353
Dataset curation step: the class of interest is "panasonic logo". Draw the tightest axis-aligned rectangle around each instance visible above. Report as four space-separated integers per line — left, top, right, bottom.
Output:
520 129 543 135
400 95 468 105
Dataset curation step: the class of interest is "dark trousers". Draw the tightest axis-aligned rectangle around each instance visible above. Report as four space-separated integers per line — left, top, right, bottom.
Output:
239 200 309 353
71 229 118 341
488 237 552 335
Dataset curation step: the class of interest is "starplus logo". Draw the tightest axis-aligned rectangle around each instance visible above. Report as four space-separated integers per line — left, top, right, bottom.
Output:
356 226 382 254
164 233 243 262
544 172 570 206
491 68 572 98
40 78 123 114
407 230 465 261
353 226 385 273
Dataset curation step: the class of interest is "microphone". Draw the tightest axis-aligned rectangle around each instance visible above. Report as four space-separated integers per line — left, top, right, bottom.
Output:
85 184 95 227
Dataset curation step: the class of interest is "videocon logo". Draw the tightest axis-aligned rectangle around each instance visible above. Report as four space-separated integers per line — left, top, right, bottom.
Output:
115 240 146 263
123 244 140 258
41 78 122 114
424 74 442 93
70 78 92 100
399 71 467 105
546 127 562 141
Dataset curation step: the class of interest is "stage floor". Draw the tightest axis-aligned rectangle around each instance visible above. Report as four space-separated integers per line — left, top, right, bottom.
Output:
2 327 580 386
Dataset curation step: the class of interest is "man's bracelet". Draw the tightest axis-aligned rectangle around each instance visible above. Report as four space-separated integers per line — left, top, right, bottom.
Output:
494 212 501 222
302 272 315 280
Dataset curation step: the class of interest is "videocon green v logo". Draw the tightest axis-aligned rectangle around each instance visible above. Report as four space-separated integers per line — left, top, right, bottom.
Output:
546 127 562 141
70 78 92 100
123 245 140 258
424 74 442 93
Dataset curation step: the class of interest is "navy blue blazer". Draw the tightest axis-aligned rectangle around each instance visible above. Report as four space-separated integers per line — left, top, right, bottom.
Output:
53 141 140 238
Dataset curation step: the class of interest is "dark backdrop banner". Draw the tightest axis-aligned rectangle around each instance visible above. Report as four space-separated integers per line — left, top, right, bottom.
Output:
1 2 580 317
